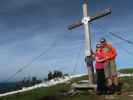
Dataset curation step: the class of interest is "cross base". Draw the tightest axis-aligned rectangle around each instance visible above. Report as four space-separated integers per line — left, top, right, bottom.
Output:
71 80 97 90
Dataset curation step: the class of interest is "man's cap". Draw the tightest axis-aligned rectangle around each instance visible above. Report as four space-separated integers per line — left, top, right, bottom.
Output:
100 37 106 43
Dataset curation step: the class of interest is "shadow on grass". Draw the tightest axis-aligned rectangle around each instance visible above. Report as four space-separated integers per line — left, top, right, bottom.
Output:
40 96 58 100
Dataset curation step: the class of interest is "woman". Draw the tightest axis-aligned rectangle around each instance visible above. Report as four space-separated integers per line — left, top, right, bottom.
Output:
95 43 107 95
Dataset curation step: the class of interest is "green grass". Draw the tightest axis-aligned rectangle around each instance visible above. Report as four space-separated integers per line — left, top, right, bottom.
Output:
1 75 133 100
119 68 133 74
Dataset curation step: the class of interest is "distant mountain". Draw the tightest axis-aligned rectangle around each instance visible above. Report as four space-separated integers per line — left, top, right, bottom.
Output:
0 82 20 94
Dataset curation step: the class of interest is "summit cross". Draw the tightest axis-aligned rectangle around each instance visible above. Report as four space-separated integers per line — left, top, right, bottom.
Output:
68 0 111 84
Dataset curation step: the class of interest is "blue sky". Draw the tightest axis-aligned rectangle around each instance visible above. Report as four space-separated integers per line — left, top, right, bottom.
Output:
0 0 133 81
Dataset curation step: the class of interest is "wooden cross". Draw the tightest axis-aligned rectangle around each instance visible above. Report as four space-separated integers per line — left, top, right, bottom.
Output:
68 0 111 84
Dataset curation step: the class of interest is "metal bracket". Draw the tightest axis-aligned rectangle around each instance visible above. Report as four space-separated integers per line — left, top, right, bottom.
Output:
81 17 91 24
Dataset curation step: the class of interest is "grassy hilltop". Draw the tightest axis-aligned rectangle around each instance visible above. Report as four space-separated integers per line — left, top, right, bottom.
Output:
0 68 133 100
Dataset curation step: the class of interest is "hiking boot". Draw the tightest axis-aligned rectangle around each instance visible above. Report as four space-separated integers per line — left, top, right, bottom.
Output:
114 84 121 95
107 85 114 95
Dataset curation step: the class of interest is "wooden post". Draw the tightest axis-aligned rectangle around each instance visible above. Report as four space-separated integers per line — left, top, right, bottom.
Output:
82 0 95 84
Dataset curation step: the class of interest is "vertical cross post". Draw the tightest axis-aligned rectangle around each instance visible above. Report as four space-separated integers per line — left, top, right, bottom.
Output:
82 0 95 84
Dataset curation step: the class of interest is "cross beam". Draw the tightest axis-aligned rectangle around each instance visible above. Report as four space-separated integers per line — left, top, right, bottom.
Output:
68 0 111 84
68 8 111 30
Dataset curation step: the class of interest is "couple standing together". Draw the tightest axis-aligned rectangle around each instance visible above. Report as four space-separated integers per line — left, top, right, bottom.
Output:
92 38 121 95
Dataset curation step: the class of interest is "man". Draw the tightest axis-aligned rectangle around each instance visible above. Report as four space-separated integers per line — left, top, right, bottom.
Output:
99 38 121 94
